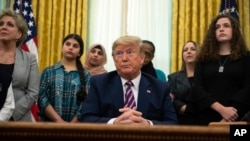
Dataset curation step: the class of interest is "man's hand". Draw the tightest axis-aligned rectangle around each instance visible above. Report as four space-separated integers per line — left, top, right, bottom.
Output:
114 107 150 126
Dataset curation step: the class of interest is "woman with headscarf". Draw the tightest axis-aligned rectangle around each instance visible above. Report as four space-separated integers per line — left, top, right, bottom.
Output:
84 43 107 75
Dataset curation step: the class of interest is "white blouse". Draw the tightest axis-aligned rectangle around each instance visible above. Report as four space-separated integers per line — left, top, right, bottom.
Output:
0 83 15 121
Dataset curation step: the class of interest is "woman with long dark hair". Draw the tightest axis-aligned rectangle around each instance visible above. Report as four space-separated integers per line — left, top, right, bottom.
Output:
38 34 91 122
192 14 250 125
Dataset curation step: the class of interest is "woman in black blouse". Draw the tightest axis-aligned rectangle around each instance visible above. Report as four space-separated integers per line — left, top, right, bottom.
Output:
192 14 250 125
168 41 199 125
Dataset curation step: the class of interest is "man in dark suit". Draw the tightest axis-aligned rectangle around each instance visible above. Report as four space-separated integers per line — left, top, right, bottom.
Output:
77 36 177 125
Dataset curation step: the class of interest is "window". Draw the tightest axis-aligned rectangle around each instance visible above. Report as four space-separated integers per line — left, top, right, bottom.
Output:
88 0 172 76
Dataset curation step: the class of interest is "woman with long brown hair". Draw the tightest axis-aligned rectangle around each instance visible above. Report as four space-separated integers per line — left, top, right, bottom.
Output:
38 34 91 122
192 14 250 125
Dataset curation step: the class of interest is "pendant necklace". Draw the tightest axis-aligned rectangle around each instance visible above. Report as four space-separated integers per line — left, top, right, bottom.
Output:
218 56 230 73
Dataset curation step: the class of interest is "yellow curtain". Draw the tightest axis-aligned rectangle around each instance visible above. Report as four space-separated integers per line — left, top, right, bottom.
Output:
238 0 250 48
31 0 88 72
171 0 250 73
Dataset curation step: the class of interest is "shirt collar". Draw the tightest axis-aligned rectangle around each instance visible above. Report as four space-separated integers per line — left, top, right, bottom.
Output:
54 61 63 69
121 72 141 90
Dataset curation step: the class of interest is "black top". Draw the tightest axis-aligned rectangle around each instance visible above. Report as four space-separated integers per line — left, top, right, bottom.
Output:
0 64 14 109
141 61 157 78
0 64 14 75
192 53 250 125
168 71 197 125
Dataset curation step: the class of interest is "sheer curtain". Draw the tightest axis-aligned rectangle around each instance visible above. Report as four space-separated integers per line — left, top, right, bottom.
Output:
88 0 124 72
88 0 172 75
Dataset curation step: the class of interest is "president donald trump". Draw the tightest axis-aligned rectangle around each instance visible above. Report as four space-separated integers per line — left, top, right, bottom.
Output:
77 35 177 125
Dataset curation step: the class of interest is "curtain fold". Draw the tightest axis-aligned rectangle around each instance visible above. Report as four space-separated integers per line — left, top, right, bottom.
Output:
238 0 250 47
32 0 88 72
171 0 250 73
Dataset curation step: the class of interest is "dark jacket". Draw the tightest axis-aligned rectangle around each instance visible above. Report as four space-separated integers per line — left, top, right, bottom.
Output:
168 71 196 125
78 71 177 125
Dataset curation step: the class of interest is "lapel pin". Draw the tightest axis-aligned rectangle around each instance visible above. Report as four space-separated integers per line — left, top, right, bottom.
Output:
147 90 151 94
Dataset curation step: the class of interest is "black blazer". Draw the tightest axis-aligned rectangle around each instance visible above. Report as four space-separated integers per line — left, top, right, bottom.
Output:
168 71 196 125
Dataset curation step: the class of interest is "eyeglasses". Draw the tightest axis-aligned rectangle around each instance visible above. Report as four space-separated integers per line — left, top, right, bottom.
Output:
113 49 135 58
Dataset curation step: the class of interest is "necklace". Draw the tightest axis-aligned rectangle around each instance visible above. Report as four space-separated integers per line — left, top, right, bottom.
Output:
218 56 230 73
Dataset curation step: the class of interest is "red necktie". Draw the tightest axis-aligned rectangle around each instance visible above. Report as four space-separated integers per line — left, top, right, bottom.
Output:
124 81 136 108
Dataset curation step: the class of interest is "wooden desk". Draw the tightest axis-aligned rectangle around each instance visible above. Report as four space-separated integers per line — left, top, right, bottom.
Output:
209 121 249 127
0 122 229 141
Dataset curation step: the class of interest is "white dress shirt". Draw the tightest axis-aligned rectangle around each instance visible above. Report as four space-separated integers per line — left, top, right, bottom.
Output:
108 72 153 125
0 83 15 121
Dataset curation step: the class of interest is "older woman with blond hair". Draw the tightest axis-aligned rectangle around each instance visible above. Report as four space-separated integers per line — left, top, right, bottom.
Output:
0 8 39 121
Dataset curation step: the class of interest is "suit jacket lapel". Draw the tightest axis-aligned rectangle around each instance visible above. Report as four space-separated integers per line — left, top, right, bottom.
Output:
176 71 191 88
137 76 150 116
110 75 124 110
